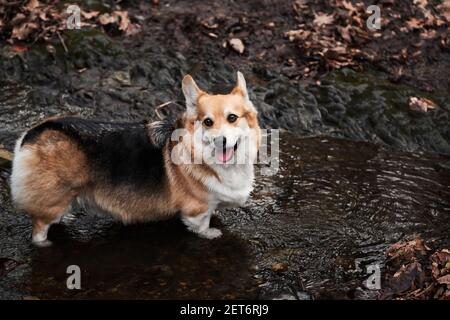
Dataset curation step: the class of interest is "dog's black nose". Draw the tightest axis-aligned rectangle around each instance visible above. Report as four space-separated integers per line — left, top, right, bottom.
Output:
214 136 227 149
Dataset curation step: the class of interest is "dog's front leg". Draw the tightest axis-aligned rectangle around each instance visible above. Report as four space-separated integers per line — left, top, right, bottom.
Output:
181 210 222 239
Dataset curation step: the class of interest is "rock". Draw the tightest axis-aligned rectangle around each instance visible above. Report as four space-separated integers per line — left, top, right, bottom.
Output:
271 263 287 272
229 38 245 54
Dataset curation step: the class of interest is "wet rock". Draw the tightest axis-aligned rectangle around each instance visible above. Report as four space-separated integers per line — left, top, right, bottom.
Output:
0 258 22 277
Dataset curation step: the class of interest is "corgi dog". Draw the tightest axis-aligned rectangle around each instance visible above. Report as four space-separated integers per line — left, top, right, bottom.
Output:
10 72 261 246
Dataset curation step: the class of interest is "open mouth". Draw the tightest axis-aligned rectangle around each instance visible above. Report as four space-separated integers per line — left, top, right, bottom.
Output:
216 141 239 163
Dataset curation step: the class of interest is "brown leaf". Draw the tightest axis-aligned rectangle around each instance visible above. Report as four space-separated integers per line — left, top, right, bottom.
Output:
11 13 26 25
125 23 141 37
341 0 358 15
313 13 334 27
39 11 48 21
25 0 40 11
431 249 450 266
81 11 100 20
408 97 438 113
293 0 309 11
98 13 117 26
12 22 39 40
387 262 425 295
387 238 430 262
113 11 130 31
414 0 428 10
338 26 352 42
406 18 423 29
437 274 450 285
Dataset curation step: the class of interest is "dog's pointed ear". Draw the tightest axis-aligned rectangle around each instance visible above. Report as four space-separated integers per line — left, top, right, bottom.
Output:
182 75 202 114
233 71 249 101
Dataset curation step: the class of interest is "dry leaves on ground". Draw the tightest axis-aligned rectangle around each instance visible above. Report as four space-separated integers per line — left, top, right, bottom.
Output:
283 0 450 79
0 0 141 44
380 238 450 300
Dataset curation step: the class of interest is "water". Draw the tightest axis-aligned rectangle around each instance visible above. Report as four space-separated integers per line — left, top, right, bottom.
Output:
1 133 449 299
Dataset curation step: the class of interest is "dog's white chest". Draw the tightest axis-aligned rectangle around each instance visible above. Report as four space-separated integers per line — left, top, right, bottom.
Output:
207 164 255 207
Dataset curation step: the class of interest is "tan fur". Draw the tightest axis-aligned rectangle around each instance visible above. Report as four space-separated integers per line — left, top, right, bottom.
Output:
14 73 261 242
15 130 89 238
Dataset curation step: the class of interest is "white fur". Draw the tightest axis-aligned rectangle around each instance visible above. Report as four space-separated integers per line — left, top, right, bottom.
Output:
181 210 222 239
32 225 52 247
10 133 31 207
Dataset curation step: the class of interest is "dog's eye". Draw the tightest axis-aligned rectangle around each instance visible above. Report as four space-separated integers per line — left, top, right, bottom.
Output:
227 114 238 123
203 118 214 127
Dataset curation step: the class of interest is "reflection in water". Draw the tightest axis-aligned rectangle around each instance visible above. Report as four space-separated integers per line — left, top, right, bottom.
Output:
1 134 449 299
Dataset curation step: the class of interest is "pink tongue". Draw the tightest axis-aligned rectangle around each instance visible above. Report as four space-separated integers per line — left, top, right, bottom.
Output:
217 148 234 163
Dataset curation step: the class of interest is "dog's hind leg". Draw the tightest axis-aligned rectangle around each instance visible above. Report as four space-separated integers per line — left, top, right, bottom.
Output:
11 129 89 246
30 200 72 247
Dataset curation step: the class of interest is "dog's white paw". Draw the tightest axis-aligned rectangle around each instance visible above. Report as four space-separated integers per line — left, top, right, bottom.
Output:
198 228 223 239
33 239 53 248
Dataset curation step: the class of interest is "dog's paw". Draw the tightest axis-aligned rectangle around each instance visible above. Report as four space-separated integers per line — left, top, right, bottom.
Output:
33 240 53 248
199 228 223 239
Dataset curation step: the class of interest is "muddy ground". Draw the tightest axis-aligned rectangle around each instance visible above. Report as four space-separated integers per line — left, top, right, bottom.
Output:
0 0 449 299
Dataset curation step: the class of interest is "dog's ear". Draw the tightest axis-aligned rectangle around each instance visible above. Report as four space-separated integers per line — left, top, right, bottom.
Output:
233 71 249 101
182 75 202 114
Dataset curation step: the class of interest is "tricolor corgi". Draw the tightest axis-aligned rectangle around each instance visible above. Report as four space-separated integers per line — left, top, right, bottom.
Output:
10 72 261 246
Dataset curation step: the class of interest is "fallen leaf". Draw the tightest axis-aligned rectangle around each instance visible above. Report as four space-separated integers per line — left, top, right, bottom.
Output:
12 22 39 40
293 0 309 11
313 13 334 27
11 13 26 25
406 18 423 29
229 38 245 54
98 13 117 25
341 0 358 15
338 26 352 42
25 0 40 11
408 97 438 113
113 11 130 31
125 23 141 37
414 0 428 10
437 274 450 285
81 11 100 20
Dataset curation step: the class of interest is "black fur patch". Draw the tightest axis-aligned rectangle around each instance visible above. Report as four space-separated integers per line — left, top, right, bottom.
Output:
145 114 178 148
21 117 170 190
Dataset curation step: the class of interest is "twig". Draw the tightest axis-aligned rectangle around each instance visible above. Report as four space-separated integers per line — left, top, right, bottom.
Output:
154 100 174 120
0 148 13 162
56 31 69 54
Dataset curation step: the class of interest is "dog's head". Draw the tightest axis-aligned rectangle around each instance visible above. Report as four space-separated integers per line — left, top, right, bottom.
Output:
180 72 261 166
